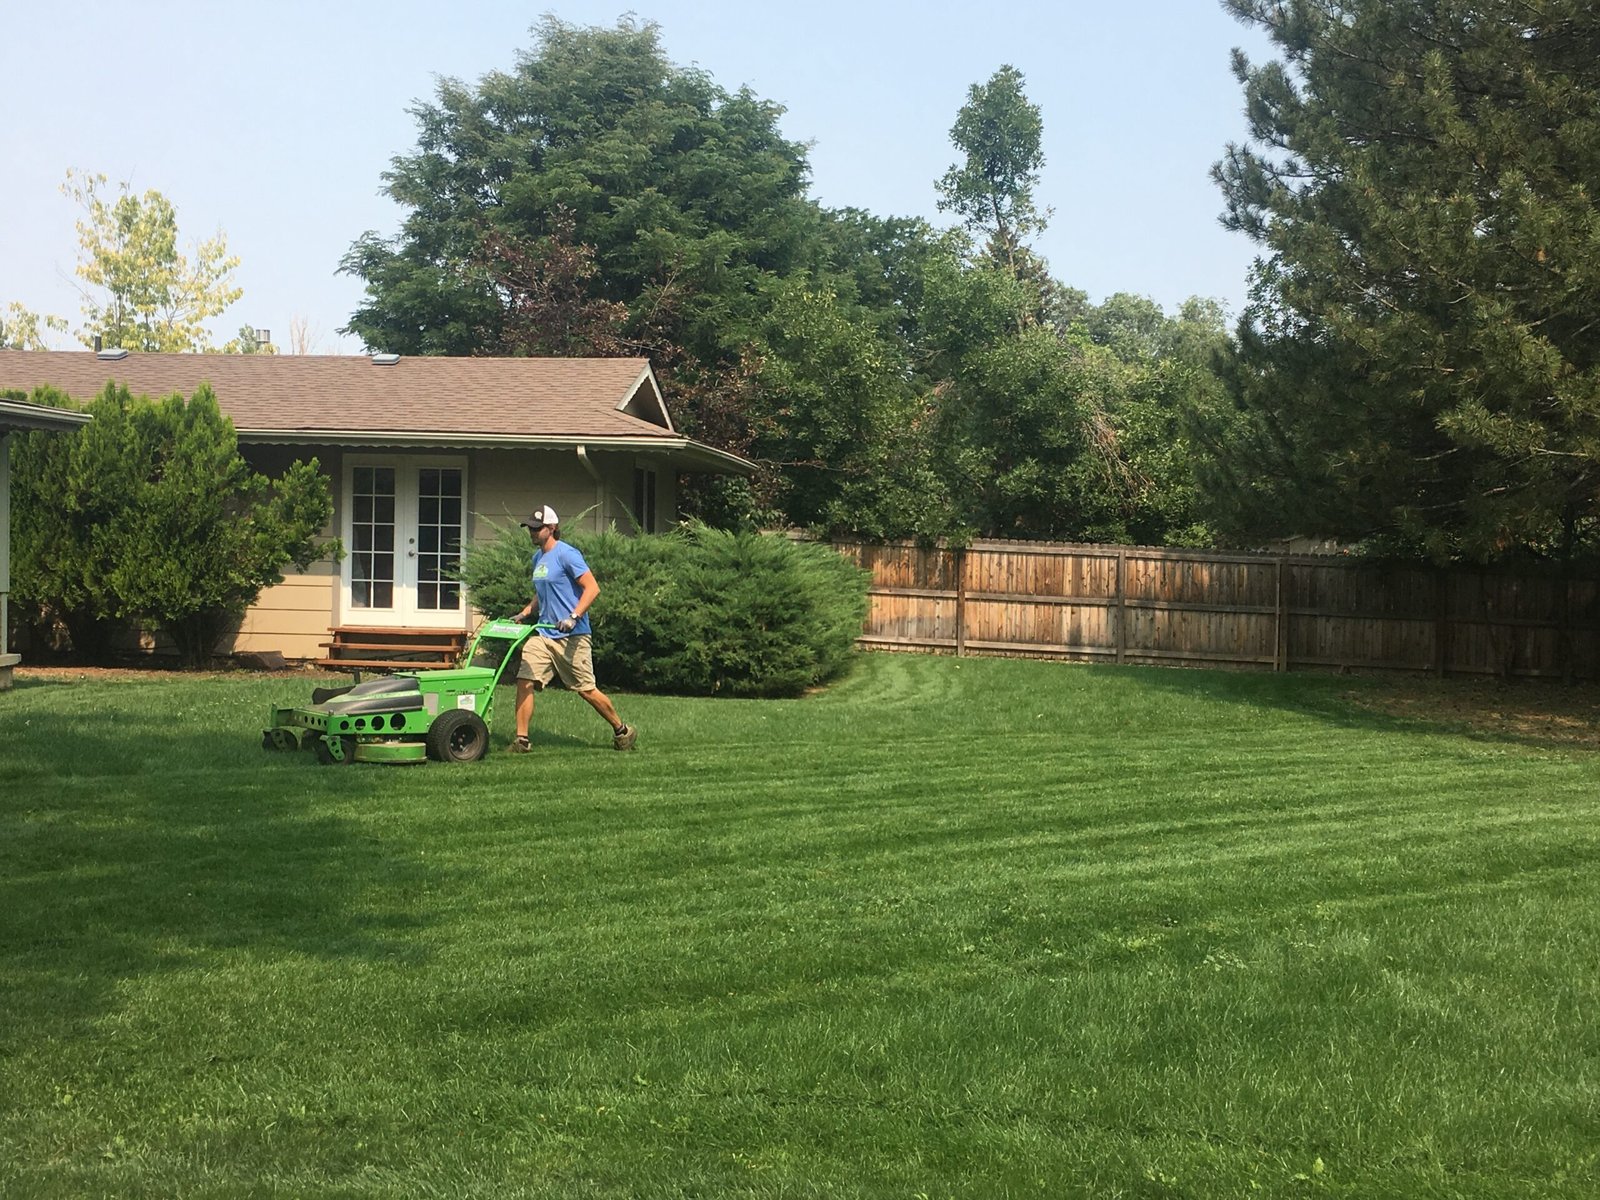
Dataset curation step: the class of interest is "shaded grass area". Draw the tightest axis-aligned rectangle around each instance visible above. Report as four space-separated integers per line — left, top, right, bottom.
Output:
3 656 1599 1197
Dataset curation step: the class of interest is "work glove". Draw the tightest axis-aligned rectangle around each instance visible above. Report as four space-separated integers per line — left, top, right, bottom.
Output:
556 617 577 633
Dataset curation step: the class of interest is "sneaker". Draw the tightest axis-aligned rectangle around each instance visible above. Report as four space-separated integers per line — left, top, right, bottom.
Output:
508 736 532 754
612 724 637 751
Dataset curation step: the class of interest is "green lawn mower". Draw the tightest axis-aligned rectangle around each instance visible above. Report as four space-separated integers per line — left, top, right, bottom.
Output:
263 619 544 765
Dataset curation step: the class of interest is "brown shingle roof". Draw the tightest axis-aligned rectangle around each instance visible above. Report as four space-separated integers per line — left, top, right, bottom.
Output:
0 350 752 474
0 351 677 439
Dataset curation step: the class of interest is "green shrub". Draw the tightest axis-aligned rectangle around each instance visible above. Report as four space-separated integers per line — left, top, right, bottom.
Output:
459 522 870 697
10 382 336 666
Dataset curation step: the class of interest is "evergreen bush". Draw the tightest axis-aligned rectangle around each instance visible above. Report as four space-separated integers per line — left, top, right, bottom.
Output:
10 382 337 666
458 522 869 697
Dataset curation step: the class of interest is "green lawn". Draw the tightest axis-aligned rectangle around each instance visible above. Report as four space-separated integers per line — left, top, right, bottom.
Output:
3 654 1599 1198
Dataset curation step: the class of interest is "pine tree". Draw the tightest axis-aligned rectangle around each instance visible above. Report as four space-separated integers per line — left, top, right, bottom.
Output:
1211 0 1600 560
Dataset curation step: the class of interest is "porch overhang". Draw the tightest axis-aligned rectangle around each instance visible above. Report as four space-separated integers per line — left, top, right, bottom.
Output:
0 397 93 434
236 429 754 476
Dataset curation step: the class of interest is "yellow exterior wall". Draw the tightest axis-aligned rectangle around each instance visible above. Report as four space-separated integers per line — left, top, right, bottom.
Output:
469 449 616 537
217 445 682 659
224 558 340 660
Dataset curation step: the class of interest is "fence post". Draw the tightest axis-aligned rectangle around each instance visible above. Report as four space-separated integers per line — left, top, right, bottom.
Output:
1115 548 1127 664
954 544 967 658
1275 556 1288 673
1433 569 1448 678
1560 573 1574 685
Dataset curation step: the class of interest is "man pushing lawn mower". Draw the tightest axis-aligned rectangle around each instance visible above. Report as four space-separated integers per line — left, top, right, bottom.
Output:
510 506 637 753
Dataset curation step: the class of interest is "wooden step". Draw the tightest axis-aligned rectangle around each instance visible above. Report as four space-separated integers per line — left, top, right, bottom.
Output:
319 640 464 652
316 625 470 677
327 625 469 637
311 658 460 672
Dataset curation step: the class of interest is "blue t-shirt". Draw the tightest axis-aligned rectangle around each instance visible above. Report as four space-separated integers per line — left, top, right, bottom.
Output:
531 540 593 639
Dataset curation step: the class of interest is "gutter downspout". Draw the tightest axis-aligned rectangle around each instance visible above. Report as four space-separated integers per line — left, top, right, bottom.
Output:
575 445 605 531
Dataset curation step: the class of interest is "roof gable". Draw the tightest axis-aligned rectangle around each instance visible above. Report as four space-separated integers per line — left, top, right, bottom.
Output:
617 367 673 431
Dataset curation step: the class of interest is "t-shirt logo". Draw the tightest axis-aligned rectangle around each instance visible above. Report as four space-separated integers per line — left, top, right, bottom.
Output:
532 564 550 580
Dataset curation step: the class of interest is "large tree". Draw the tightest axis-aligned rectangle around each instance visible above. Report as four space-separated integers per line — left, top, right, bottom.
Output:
745 283 951 537
1211 0 1600 561
64 171 243 353
936 66 1048 287
921 253 1142 541
341 19 827 396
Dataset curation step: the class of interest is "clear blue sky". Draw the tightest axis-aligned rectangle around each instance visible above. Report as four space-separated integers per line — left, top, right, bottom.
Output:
0 0 1277 353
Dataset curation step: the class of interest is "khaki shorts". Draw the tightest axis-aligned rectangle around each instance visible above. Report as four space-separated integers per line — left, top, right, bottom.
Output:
517 633 596 692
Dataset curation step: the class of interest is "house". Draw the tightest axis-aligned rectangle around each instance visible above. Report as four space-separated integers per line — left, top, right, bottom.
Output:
0 394 93 688
0 350 751 661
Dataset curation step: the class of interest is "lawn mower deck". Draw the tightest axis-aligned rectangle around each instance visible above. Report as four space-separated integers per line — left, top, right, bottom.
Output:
264 619 540 764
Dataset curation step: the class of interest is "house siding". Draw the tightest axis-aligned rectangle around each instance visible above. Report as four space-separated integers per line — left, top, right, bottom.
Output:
470 448 623 536
226 560 341 659
215 445 681 660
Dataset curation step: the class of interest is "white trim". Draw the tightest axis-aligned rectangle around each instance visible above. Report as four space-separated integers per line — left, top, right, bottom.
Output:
0 398 92 433
613 366 673 432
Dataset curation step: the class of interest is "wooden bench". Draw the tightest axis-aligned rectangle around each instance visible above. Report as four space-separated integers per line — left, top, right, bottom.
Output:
312 626 470 678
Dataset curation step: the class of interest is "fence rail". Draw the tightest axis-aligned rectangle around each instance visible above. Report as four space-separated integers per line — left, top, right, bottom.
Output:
825 538 1600 680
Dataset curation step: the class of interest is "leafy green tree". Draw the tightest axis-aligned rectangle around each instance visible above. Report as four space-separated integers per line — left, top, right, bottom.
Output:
747 283 952 537
6 386 130 658
1212 0 1600 561
64 170 243 353
341 18 825 391
1086 293 1172 363
922 254 1138 540
1 303 67 350
1076 294 1233 544
10 383 336 665
936 65 1049 287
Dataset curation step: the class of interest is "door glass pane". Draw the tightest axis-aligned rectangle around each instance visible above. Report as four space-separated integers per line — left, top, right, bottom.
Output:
415 465 464 612
351 467 397 610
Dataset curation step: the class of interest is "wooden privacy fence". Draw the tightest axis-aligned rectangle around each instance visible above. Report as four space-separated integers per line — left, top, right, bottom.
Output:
826 539 1600 680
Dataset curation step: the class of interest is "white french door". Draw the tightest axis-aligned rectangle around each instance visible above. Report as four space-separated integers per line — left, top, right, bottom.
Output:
342 457 467 627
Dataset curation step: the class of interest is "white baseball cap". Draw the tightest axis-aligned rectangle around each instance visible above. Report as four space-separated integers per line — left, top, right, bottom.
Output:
521 505 559 529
